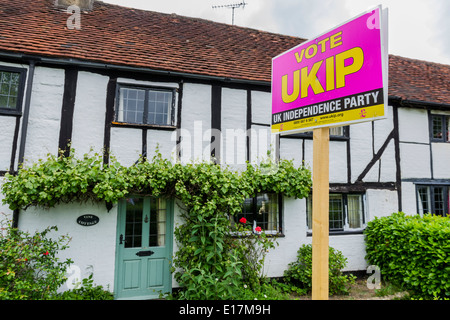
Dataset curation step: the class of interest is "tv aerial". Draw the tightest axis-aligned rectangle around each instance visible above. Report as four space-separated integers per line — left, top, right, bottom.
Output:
212 1 248 25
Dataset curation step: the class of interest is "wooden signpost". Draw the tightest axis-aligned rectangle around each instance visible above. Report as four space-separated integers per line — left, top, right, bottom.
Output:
311 127 330 300
272 6 388 300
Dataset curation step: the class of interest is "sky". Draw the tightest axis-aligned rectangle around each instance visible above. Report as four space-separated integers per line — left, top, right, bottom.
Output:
102 0 450 65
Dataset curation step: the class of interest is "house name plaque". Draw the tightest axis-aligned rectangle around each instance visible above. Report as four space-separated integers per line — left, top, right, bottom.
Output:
76 215 100 227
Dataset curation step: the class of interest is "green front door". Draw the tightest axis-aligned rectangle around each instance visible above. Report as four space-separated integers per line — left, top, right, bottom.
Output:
115 197 173 300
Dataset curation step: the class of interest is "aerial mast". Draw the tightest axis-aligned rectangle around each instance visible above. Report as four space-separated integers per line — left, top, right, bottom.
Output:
212 1 247 25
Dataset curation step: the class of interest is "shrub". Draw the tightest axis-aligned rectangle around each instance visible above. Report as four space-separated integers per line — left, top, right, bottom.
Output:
55 274 113 300
230 218 278 289
283 244 356 296
171 203 279 300
0 216 72 300
364 212 450 299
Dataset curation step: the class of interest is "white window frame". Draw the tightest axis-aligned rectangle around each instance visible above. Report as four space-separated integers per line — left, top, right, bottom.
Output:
307 193 366 234
115 84 176 127
233 193 282 235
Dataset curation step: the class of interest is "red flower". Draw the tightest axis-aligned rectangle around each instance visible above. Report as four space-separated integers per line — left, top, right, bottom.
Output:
239 217 247 224
43 251 49 256
255 226 262 232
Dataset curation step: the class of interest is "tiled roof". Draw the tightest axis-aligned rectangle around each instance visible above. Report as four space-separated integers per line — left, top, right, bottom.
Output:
0 0 448 106
0 0 303 83
389 54 449 106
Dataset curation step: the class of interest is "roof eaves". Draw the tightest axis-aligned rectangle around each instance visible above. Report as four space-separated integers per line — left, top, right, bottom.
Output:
389 96 450 110
0 50 271 86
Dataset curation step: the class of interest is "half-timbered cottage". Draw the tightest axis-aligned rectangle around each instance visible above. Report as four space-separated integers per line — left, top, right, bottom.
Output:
0 0 448 299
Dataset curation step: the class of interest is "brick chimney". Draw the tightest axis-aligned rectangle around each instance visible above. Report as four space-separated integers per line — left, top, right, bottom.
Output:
54 0 94 11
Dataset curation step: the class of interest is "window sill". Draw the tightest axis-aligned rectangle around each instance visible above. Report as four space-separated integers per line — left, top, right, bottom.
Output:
112 122 177 131
306 229 365 237
230 231 285 238
282 133 349 141
0 109 22 117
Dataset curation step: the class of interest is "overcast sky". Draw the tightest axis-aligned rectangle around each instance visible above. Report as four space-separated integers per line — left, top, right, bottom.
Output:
102 0 449 65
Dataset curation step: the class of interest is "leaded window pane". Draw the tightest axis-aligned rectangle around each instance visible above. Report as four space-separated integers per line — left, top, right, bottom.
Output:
0 71 21 110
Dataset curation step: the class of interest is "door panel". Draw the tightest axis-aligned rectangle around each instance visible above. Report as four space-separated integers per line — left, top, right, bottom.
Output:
115 197 173 300
147 259 165 287
123 260 141 289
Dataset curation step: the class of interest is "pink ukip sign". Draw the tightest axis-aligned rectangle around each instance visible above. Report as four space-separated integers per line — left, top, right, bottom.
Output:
272 6 388 134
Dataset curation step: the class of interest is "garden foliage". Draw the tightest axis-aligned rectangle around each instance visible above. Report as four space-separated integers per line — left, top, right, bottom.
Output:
283 244 356 295
0 215 113 300
0 216 72 300
364 212 450 299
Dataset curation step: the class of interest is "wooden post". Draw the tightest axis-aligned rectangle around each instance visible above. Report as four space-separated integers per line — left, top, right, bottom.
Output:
312 127 330 300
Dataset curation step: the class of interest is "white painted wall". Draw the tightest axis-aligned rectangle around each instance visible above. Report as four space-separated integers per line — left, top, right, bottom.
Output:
179 83 211 163
400 143 431 179
329 142 348 183
373 105 394 150
432 143 450 179
401 181 418 215
250 125 273 165
430 110 450 179
279 138 303 168
379 141 396 182
366 189 398 220
250 91 275 165
147 129 177 161
350 121 373 182
0 117 16 171
397 107 431 217
18 202 118 292
70 71 108 155
110 127 142 167
221 88 247 168
23 67 64 165
330 234 367 271
251 91 271 125
398 108 429 144
0 177 13 223
264 198 307 278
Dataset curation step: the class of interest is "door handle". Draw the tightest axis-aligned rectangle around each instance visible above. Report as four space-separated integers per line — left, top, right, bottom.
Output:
119 234 126 245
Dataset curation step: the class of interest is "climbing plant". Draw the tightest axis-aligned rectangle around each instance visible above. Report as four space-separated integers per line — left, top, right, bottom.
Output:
1 149 312 299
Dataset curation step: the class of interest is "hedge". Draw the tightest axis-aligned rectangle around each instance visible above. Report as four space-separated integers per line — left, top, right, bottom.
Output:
364 212 450 298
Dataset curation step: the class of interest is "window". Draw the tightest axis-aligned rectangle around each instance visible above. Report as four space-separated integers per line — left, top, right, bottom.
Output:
329 126 344 136
235 193 281 234
431 114 450 142
124 197 168 248
116 85 175 126
417 185 449 217
290 126 349 139
306 193 365 232
0 67 26 114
